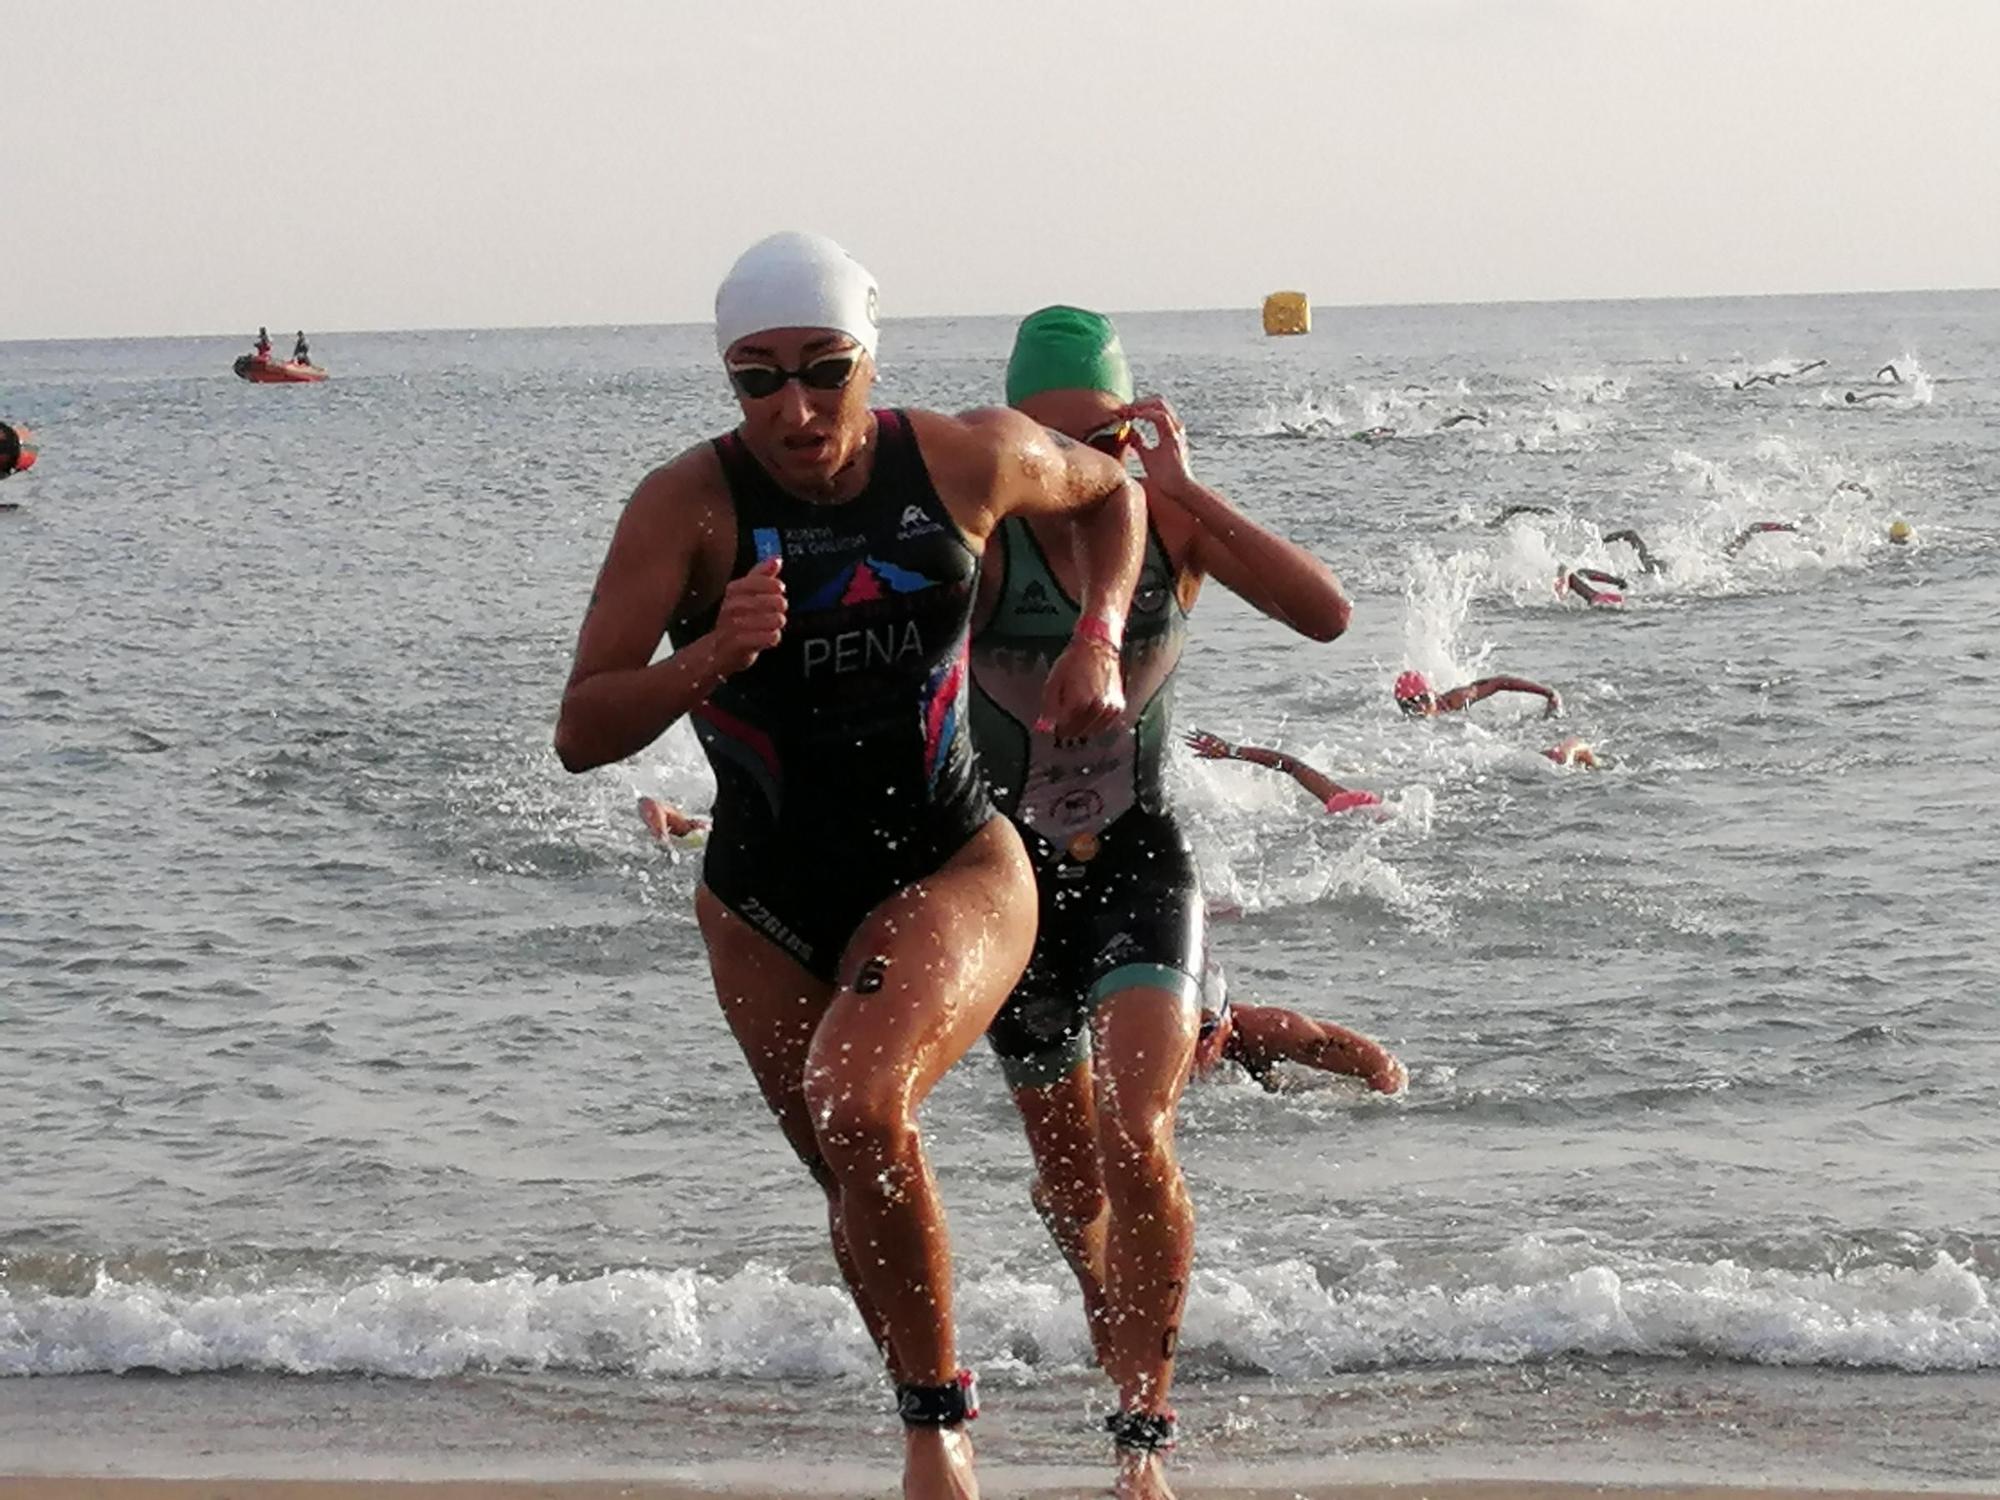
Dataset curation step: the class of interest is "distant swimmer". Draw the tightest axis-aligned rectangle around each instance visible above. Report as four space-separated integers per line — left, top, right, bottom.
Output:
1723 520 1800 555
1600 528 1664 574
1276 415 1338 439
1732 359 1826 391
1888 519 1913 546
1544 736 1601 769
1558 566 1626 605
1844 389 1901 405
1439 412 1485 429
1490 503 1556 528
636 795 709 845
293 331 311 364
1194 965 1406 1094
1183 730 1382 814
1608 522 1798 567
1351 425 1397 444
1395 669 1561 719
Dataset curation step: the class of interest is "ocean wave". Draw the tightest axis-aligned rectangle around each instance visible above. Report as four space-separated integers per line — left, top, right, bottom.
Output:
6 1246 1996 1380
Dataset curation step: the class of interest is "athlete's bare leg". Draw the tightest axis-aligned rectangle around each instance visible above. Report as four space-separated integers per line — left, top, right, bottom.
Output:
696 890 899 1374
803 817 1038 1500
1090 983 1200 1500
1010 1066 1114 1367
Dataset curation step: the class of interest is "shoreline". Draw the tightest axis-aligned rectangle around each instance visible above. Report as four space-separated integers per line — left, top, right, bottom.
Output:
6 1477 2000 1500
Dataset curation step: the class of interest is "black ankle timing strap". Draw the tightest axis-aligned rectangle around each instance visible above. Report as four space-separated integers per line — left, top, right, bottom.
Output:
1105 1408 1178 1451
896 1370 979 1428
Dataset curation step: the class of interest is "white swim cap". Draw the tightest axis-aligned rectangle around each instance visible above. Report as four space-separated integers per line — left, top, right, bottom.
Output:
715 231 880 359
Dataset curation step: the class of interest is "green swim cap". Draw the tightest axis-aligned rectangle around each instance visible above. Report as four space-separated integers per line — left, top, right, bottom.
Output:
1005 305 1134 406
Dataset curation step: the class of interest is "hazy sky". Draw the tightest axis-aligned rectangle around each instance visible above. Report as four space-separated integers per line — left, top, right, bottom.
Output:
4 0 1996 340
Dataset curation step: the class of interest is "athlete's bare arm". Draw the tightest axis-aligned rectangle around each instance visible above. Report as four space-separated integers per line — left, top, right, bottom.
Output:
1184 730 1348 807
1437 676 1561 718
1123 394 1350 640
1602 528 1664 574
914 406 1146 738
1724 521 1800 556
1223 1003 1406 1094
554 450 780 772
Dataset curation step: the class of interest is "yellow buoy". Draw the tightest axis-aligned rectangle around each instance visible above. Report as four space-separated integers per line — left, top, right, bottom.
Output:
1262 291 1310 336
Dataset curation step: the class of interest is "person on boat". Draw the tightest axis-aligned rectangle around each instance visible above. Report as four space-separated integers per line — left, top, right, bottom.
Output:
0 421 34 480
1183 729 1380 813
293 331 311 364
553 232 1146 1500
970 305 1351 1499
1194 964 1405 1094
254 327 272 359
1395 669 1561 718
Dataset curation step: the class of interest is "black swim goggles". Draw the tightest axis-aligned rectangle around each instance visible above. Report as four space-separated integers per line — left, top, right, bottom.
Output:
726 353 862 400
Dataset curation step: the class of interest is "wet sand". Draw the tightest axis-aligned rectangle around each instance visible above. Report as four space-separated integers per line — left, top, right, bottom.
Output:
3 1478 1995 1500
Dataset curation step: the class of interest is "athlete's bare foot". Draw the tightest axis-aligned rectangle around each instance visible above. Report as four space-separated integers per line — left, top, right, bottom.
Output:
903 1426 979 1500
1114 1447 1177 1500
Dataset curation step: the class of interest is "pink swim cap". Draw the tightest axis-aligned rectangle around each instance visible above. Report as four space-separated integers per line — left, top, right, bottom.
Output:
1324 790 1384 814
1394 670 1431 702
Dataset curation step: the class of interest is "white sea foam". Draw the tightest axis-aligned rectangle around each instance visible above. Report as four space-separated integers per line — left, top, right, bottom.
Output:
6 1248 1996 1380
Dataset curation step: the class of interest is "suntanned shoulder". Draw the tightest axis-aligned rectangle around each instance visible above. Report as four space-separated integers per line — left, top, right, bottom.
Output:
626 440 729 524
903 406 1026 517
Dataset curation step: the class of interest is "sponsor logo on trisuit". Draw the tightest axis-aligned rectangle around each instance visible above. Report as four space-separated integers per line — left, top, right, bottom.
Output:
899 504 943 537
1017 579 1060 616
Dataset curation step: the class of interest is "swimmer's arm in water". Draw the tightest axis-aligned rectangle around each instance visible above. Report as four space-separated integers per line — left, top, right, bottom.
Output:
555 451 772 773
1490 504 1556 527
1126 394 1350 640
1184 730 1347 806
1602 529 1664 575
1723 520 1800 556
1437 676 1561 718
1876 363 1902 384
1224 1003 1406 1094
931 406 1145 739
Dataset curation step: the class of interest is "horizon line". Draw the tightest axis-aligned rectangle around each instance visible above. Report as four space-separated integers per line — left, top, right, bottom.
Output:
2 283 1994 348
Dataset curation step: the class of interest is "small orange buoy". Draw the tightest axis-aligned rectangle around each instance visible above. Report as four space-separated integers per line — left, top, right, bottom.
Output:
0 421 35 477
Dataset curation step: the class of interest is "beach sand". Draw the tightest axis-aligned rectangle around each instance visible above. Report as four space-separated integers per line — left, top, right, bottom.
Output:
3 1477 1996 1500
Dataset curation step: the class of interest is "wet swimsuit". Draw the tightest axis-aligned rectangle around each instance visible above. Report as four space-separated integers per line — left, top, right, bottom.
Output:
971 515 1203 1087
670 410 992 982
